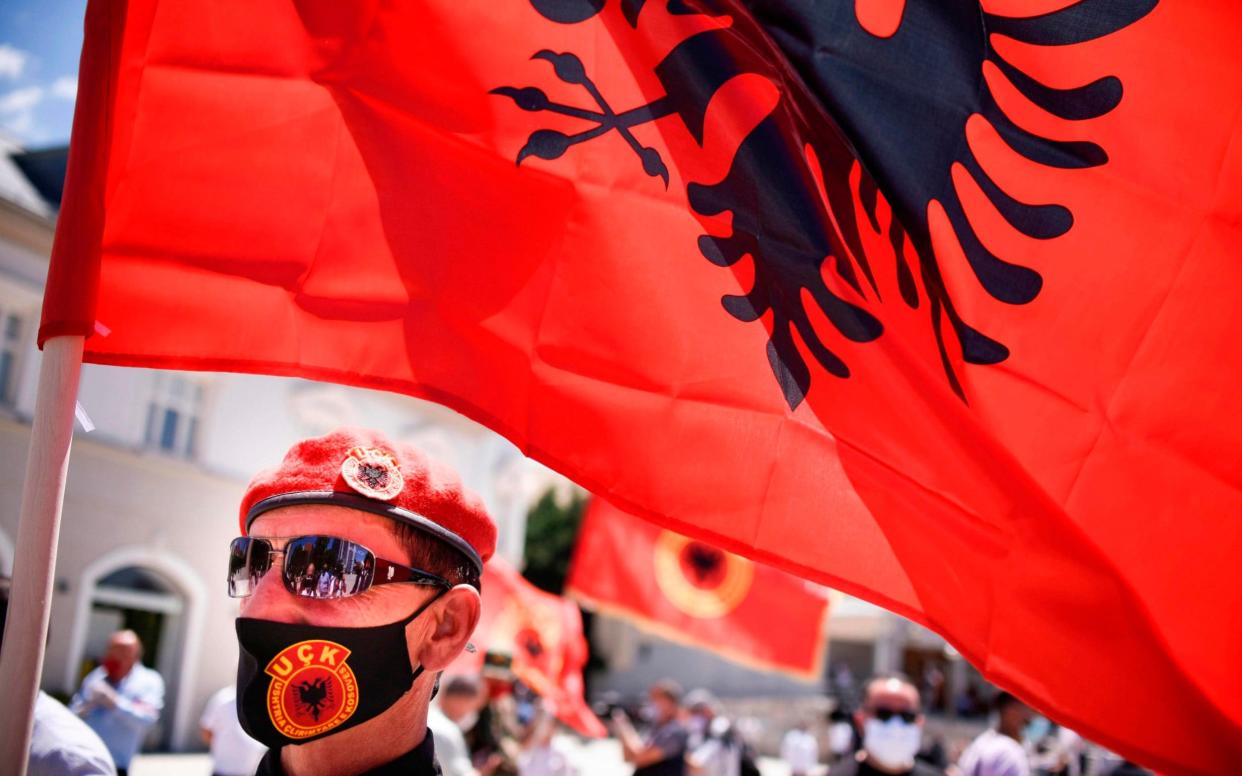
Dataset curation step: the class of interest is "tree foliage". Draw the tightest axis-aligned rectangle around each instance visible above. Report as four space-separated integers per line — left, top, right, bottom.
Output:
522 487 587 595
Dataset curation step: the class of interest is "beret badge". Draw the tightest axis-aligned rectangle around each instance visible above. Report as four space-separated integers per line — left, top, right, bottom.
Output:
341 447 404 501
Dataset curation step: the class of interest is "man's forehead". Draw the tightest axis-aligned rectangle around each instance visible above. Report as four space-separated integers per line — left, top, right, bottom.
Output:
867 678 918 708
249 504 410 560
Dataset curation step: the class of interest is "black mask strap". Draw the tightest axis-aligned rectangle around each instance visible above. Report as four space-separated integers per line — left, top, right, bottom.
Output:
404 587 449 690
401 586 449 627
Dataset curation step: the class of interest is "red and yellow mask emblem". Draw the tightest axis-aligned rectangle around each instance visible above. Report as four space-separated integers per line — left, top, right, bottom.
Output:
264 640 359 739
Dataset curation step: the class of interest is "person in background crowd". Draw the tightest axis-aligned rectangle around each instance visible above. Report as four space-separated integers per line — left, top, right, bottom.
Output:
468 672 524 776
70 629 165 776
827 707 857 763
201 684 268 776
225 428 492 775
1028 719 1083 776
0 576 117 776
30 692 120 776
613 678 689 776
431 675 487 776
921 666 945 714
956 692 1032 776
684 689 742 776
516 705 577 776
955 687 985 719
829 674 942 776
830 662 858 709
780 719 820 776
916 735 948 771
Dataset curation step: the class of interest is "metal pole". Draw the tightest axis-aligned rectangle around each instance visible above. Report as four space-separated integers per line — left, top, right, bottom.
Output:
0 335 85 775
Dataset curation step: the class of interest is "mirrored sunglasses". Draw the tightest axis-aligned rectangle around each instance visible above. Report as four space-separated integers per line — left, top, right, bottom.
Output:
228 535 450 600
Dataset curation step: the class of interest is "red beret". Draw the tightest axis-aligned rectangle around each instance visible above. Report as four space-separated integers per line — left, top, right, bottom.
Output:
239 427 495 571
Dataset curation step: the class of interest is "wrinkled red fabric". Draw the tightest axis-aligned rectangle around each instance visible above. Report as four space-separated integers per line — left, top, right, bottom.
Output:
456 557 605 738
40 2 1242 772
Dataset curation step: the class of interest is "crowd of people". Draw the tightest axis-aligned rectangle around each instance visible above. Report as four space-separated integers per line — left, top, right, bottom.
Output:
11 619 1162 776
8 623 1165 776
594 673 1157 776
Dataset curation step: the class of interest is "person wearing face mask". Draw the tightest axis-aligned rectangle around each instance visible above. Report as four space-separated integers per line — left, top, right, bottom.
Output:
516 704 577 776
956 692 1033 776
683 689 742 776
828 674 942 776
826 707 858 764
612 679 690 776
227 428 495 775
780 720 820 776
430 676 486 776
69 629 165 776
1027 719 1083 776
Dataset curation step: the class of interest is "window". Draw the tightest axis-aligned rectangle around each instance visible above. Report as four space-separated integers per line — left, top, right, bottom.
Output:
144 374 205 458
0 311 26 407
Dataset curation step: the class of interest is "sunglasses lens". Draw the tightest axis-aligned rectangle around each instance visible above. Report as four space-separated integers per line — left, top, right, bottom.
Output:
870 708 916 724
228 537 270 598
283 536 376 599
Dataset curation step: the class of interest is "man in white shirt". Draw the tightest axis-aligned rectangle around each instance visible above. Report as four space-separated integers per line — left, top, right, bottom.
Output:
957 692 1032 776
429 675 487 776
781 721 820 776
684 689 741 776
70 630 165 776
429 703 476 776
518 710 577 776
201 685 268 776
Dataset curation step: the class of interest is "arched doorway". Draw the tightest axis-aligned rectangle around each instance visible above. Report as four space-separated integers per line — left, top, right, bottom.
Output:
67 548 206 751
79 566 184 749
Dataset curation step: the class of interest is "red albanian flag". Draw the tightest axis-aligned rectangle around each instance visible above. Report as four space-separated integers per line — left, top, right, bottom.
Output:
461 558 605 738
41 1 1242 771
566 499 830 678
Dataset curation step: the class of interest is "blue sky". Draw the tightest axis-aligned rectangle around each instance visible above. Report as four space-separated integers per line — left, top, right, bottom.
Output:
0 0 88 146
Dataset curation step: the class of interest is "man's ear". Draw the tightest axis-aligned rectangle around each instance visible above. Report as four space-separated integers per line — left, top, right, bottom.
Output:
412 585 481 671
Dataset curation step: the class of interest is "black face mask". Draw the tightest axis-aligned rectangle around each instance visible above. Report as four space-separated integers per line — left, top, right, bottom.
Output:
235 591 443 748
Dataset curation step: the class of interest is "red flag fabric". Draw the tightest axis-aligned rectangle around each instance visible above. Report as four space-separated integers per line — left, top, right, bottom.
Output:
461 558 605 738
40 1 1242 771
566 499 830 678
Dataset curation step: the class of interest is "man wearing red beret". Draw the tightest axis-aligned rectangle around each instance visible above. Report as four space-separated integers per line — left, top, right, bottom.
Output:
227 428 496 775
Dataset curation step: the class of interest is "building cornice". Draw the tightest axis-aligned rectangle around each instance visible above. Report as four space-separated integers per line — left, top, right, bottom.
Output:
0 197 55 258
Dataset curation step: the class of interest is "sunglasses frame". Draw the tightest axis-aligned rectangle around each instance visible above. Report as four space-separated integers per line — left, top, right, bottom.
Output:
868 707 920 724
228 534 452 600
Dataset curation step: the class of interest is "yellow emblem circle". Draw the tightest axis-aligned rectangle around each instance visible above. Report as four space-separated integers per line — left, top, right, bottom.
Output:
652 531 754 618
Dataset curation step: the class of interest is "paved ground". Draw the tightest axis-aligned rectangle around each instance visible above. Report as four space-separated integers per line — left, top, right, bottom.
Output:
130 737 819 775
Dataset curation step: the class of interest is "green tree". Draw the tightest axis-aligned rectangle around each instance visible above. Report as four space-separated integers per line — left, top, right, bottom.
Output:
521 487 587 595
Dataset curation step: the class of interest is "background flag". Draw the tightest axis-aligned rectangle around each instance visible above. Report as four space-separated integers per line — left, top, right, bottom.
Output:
566 499 830 679
459 558 605 738
39 1 1242 770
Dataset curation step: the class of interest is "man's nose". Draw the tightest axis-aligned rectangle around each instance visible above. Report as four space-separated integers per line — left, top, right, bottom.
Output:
239 567 305 623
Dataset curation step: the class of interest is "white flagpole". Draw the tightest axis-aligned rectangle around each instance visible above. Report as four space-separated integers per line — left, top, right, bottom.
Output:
0 335 85 776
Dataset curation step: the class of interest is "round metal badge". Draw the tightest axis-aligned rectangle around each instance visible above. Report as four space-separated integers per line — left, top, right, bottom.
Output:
340 447 404 501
